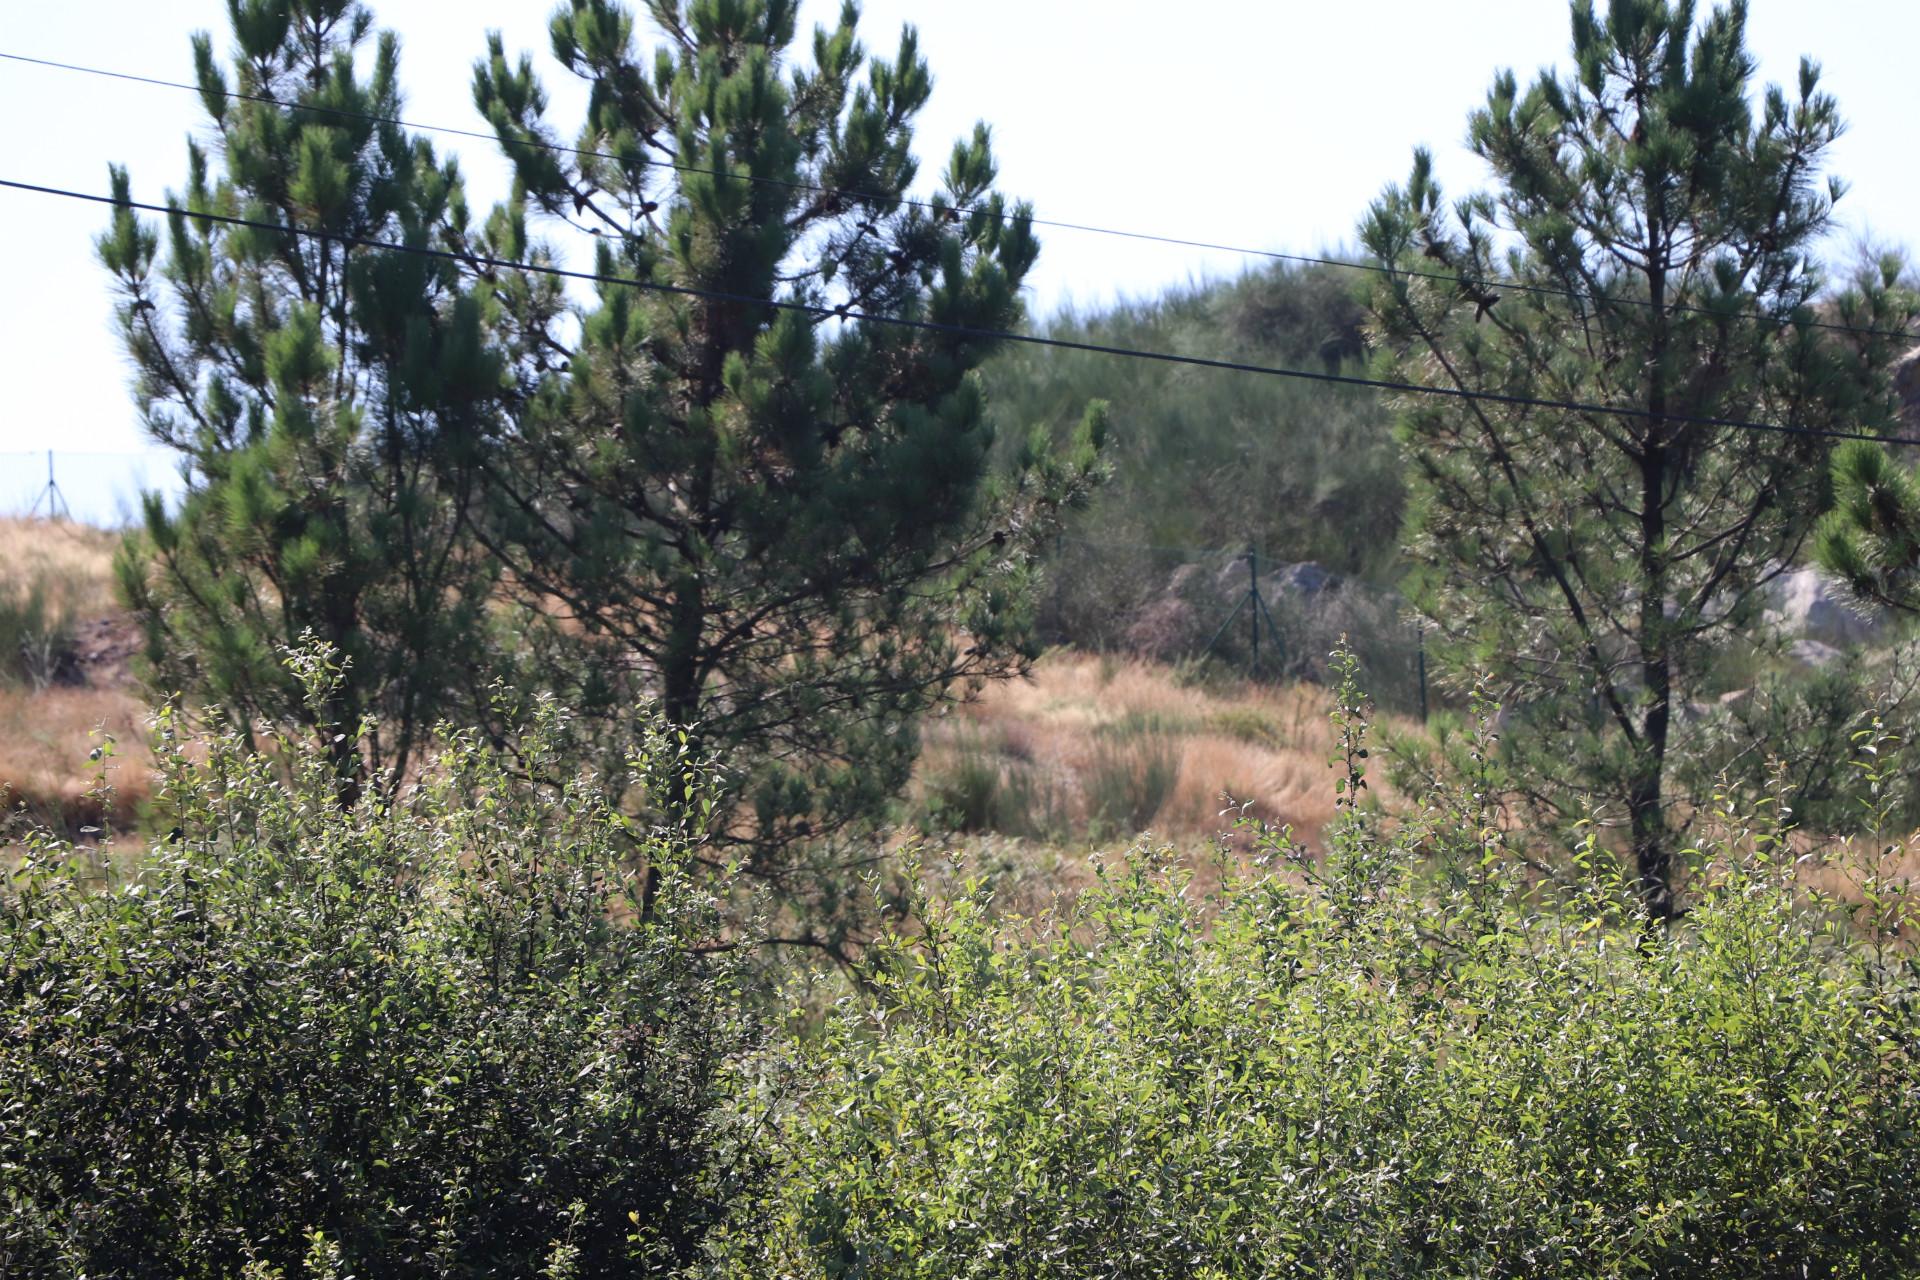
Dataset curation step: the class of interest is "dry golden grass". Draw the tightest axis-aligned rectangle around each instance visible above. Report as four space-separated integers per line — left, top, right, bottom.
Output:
0 685 152 836
916 654 1920 922
1772 832 1920 929
3 517 1905 922
0 518 152 841
916 651 1403 854
0 517 121 618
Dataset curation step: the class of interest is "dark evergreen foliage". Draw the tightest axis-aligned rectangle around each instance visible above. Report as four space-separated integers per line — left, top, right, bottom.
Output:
100 0 512 796
463 0 1104 915
1817 413 1920 616
1360 0 1918 915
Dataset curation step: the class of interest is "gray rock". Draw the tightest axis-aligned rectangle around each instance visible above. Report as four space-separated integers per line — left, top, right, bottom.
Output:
1764 566 1885 649
1789 638 1843 668
1270 561 1341 599
1211 558 1343 602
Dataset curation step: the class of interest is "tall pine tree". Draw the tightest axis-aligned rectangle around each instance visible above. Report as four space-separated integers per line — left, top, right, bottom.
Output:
467 0 1104 915
101 0 510 796
1360 0 1913 916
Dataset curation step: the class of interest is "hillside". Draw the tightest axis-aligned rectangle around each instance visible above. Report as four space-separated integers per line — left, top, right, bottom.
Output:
984 262 1421 704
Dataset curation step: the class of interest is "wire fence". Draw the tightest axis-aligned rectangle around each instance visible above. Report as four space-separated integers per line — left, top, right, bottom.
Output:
1 449 184 528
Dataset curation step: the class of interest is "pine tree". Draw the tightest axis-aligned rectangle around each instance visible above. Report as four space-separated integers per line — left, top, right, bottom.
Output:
1815 335 1920 614
467 0 1104 916
100 0 510 796
1359 0 1913 917
1817 442 1920 614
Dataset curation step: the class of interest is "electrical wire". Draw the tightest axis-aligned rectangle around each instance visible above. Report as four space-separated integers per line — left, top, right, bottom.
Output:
7 48 1917 346
6 174 1917 449
1058 534 1238 558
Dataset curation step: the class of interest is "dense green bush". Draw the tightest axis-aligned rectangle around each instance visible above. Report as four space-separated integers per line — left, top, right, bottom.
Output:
0 658 765 1277
1389 636 1920 847
9 646 1919 1278
1680 638 1920 837
737 674 1920 1278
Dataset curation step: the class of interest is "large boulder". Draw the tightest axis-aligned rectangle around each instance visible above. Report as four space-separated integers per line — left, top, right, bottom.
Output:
1270 560 1342 599
1763 565 1886 650
1207 557 1343 603
1122 563 1206 660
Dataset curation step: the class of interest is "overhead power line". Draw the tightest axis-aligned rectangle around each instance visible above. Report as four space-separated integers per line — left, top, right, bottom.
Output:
1060 534 1235 559
5 175 1915 450
7 48 1917 346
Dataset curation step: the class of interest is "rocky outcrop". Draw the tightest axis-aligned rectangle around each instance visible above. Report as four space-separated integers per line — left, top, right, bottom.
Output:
1125 559 1353 662
1122 563 1206 661
1763 565 1886 654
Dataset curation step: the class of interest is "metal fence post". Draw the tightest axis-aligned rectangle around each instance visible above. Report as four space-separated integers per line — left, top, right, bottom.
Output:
1248 543 1259 678
1416 619 1429 724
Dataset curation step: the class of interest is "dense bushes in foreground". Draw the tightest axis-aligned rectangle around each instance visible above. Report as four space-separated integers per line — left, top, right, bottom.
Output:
0 683 763 1277
736 696 1920 1278
743 848 1919 1276
5 659 1919 1277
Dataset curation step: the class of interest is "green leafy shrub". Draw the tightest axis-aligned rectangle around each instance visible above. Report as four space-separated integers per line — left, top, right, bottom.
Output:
738 675 1920 1278
0 661 765 1277
1680 637 1920 837
1206 706 1283 747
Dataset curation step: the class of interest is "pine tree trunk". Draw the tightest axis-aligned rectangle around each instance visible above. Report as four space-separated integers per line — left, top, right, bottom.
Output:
661 571 706 814
1631 457 1676 920
661 580 705 727
1634 204 1676 922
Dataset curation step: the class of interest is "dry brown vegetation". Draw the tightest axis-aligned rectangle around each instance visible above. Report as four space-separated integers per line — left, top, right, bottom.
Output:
914 652 1920 921
0 517 122 619
0 518 152 838
914 652 1403 852
0 686 151 835
1 515 1912 919
0 518 1388 858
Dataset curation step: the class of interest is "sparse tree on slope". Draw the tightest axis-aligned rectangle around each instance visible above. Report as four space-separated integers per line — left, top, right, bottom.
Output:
101 0 511 798
1360 0 1914 916
467 0 1104 922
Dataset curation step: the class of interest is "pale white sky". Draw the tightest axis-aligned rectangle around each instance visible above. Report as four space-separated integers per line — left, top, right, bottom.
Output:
3 1 1915 522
